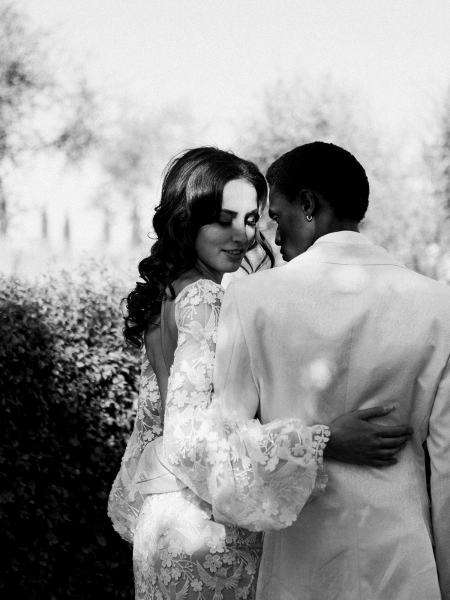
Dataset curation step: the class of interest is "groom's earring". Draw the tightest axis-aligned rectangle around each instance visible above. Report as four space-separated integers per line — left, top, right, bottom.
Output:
306 215 313 222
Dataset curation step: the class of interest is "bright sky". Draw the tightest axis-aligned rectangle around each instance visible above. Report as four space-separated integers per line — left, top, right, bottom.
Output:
17 0 450 143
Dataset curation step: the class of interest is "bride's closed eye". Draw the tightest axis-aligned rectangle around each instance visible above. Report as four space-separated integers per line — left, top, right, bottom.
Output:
216 211 259 228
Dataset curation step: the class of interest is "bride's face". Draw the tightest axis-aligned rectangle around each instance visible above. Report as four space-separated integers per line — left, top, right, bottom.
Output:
194 179 259 280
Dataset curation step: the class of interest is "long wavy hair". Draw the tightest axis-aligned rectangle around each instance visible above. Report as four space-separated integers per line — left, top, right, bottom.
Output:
124 147 274 348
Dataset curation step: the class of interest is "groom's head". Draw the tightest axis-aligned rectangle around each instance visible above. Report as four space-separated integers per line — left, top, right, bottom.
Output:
266 142 369 261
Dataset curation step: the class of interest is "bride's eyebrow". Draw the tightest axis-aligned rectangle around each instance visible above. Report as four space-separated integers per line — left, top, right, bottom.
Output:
219 209 258 217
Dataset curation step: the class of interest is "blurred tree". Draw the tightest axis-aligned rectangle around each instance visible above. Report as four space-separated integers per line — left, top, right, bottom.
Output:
52 76 103 167
41 207 48 241
236 75 369 172
0 1 101 237
63 213 71 248
0 0 47 234
422 87 450 281
437 90 450 211
94 103 196 248
93 183 114 246
235 75 447 278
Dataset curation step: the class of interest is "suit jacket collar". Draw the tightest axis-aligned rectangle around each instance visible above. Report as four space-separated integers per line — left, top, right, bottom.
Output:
289 231 405 267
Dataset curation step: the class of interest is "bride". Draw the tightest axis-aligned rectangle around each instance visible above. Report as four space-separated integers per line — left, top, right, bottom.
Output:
108 147 409 600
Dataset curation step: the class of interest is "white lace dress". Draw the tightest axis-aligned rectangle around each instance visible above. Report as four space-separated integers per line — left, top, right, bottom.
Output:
108 279 330 600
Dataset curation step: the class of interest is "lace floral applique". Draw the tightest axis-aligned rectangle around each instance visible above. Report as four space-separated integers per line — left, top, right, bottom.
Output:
133 488 262 600
108 351 163 543
136 357 163 448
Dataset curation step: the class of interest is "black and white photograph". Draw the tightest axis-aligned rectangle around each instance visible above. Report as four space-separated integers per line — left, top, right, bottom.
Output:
1 1 449 599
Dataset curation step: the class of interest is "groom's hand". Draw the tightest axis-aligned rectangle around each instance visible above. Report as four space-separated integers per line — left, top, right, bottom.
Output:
325 406 413 467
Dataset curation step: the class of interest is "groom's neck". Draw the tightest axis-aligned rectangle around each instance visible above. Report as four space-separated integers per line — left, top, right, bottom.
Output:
317 217 360 239
329 221 360 234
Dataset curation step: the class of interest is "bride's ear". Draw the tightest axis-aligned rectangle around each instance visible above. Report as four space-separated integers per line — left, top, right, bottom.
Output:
298 189 317 221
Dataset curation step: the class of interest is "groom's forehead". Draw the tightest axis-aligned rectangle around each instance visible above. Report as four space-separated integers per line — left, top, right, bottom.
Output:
268 186 288 210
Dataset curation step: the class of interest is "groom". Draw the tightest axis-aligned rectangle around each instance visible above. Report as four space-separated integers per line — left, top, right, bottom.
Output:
213 142 450 600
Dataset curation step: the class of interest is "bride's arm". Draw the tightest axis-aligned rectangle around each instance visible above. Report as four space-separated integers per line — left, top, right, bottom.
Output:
163 280 329 531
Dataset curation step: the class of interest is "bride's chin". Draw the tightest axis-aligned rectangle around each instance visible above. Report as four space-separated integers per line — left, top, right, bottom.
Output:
224 259 246 273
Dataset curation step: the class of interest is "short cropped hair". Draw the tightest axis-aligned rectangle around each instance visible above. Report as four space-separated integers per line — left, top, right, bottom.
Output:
266 142 369 222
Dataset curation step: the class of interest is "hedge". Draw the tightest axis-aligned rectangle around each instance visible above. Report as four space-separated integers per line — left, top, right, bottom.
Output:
0 266 140 599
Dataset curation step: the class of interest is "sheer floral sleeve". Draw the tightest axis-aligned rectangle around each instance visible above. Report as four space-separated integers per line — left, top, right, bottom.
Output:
163 279 330 532
108 355 163 543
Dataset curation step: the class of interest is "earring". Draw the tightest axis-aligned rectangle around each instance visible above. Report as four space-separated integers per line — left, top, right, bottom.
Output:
306 215 313 222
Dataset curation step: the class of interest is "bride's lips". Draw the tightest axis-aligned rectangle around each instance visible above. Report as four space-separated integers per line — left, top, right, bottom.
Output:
222 248 245 259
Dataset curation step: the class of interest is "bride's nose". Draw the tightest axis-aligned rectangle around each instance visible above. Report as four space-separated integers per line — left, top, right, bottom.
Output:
231 220 249 243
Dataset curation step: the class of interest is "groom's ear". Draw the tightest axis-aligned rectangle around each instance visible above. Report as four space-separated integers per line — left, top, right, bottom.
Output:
298 189 317 219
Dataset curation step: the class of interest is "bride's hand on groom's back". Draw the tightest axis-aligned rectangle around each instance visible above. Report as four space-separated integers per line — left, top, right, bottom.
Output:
325 406 413 467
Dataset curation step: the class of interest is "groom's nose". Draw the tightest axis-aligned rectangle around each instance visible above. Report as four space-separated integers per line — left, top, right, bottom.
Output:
275 228 281 246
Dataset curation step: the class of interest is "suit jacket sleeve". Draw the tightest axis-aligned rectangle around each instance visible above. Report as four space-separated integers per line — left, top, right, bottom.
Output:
428 355 450 599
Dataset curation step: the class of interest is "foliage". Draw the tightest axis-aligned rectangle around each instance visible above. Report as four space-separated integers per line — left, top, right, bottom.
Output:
434 88 450 211
52 77 103 166
236 75 368 173
0 0 46 234
422 87 450 281
0 1 47 162
0 0 101 235
0 265 140 599
94 103 197 247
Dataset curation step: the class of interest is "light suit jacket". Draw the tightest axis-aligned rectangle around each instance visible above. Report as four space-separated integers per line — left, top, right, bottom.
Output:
213 231 450 600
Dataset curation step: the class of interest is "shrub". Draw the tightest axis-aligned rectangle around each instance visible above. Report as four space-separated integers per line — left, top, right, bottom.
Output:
0 265 140 599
